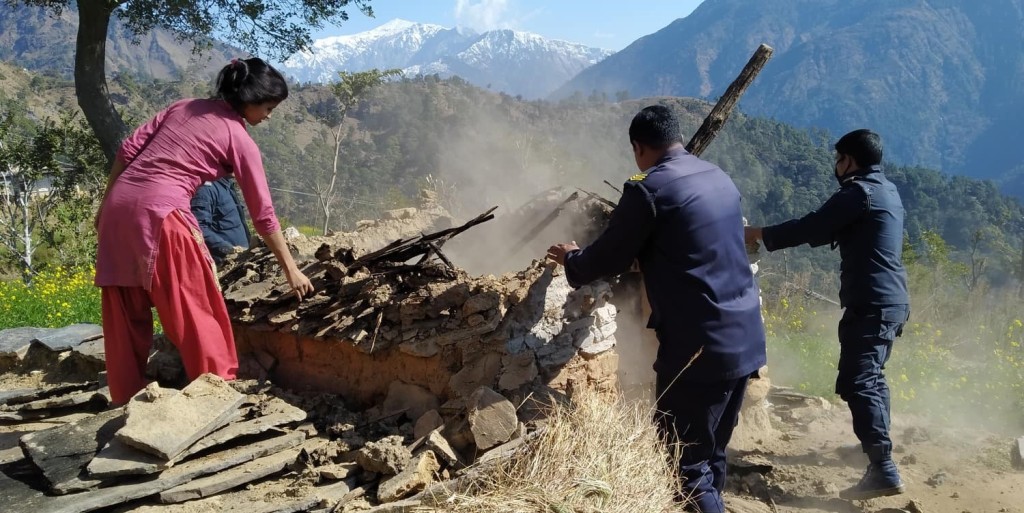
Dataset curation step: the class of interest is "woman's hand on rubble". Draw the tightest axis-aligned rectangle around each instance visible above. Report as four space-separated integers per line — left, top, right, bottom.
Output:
546 241 579 266
285 267 314 301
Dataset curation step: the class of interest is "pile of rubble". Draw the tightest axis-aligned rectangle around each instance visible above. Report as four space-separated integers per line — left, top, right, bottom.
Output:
0 189 777 512
0 324 554 512
220 195 624 416
0 192 630 512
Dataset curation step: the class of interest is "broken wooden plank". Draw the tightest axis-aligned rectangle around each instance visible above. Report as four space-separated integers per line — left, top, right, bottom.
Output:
158 442 310 503
18 408 124 494
685 43 774 157
3 430 306 513
116 375 245 460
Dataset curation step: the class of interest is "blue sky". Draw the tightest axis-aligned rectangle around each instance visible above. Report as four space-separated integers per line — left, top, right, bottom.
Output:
313 0 706 50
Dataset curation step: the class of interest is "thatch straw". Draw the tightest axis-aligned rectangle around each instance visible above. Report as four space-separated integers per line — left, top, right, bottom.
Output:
427 389 684 513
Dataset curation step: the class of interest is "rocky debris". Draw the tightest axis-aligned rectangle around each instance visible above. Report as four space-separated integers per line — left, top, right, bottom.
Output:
0 327 51 370
116 375 245 460
88 395 306 477
219 207 495 343
382 381 439 422
731 367 774 451
423 429 461 467
466 386 518 451
925 470 948 487
1 372 315 512
768 387 834 426
0 196 634 511
320 462 359 480
157 441 313 503
413 410 443 439
357 435 412 475
0 324 105 375
1013 437 1024 470
30 324 104 352
18 408 124 494
377 450 440 503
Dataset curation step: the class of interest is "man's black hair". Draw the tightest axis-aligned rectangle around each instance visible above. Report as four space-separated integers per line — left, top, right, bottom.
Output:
835 129 883 168
629 105 683 149
215 57 289 115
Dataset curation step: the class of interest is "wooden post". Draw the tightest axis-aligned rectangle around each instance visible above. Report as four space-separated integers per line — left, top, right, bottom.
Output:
686 44 774 157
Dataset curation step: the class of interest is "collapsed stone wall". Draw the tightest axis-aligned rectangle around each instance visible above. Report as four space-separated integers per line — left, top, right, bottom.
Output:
219 192 622 457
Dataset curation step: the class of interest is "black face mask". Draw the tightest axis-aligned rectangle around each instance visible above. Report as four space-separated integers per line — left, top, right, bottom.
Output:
833 155 847 184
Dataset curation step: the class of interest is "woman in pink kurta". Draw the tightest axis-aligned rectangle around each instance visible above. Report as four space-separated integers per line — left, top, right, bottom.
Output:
95 58 313 404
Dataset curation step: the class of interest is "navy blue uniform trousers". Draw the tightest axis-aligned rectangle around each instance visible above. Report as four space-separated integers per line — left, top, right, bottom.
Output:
655 372 750 513
836 304 909 457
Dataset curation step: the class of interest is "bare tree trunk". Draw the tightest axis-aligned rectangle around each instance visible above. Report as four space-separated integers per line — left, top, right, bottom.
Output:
20 188 32 280
686 44 774 157
321 125 344 235
75 0 128 164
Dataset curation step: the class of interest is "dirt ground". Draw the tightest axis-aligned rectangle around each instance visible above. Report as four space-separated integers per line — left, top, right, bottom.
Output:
725 396 1024 513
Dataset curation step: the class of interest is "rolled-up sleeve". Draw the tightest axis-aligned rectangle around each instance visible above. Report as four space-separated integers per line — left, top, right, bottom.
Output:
564 182 655 288
227 127 280 236
762 185 867 251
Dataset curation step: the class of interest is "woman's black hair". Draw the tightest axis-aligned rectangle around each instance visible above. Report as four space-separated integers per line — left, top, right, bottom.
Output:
214 57 288 114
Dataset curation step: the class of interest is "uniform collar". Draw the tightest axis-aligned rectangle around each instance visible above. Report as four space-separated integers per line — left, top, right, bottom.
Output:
841 164 883 184
649 145 691 171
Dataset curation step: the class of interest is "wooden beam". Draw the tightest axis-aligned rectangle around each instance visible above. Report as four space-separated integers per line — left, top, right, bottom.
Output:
686 44 774 157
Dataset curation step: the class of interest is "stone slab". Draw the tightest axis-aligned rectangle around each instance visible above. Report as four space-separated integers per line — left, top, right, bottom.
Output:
2 430 306 513
171 398 305 463
89 398 303 477
0 327 52 364
0 470 44 508
0 383 95 407
0 415 92 463
87 435 166 478
18 408 124 493
74 338 106 361
16 386 110 411
158 443 305 503
116 375 245 460
0 388 39 406
0 430 29 464
30 323 103 352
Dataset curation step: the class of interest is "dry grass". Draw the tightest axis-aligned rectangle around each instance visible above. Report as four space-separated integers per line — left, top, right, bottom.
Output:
428 389 682 513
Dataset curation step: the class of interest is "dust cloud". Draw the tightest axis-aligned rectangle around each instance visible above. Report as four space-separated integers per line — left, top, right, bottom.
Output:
426 101 660 397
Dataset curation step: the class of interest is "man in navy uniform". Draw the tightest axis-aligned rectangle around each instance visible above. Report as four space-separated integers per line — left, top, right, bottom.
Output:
745 129 910 500
191 176 251 267
547 105 766 513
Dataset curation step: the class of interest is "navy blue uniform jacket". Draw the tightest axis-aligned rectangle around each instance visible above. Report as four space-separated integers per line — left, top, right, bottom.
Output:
761 166 909 308
191 177 251 265
564 147 767 382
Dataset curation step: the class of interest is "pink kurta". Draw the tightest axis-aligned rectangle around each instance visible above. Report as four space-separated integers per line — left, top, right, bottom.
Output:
95 99 281 289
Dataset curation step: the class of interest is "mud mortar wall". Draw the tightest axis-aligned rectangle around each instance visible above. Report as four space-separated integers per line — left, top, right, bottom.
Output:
231 263 620 411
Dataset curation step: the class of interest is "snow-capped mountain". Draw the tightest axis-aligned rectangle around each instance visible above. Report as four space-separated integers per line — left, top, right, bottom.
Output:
278 19 613 99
